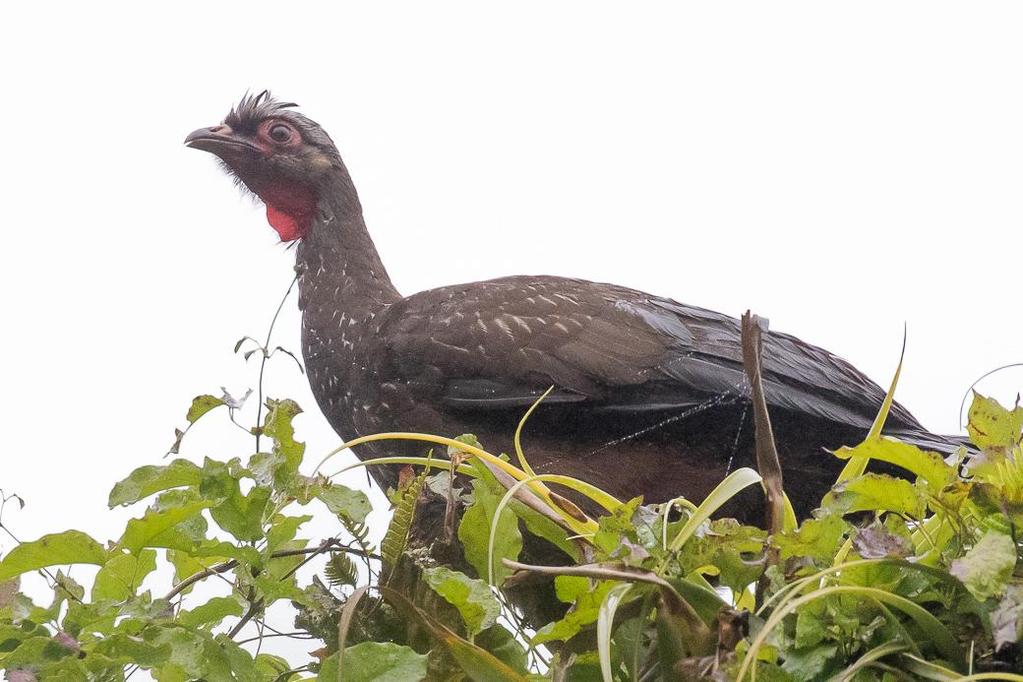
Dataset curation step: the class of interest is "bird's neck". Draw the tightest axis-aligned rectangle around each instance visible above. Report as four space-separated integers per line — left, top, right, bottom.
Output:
295 172 400 319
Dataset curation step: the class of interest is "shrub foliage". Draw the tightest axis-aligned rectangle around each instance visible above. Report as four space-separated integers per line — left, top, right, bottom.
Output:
1 350 1022 680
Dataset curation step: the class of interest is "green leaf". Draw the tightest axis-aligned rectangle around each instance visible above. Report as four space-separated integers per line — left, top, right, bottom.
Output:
324 552 359 589
186 394 225 424
262 398 305 488
317 485 371 524
0 531 107 581
781 643 840 679
266 514 312 553
533 578 614 644
422 566 501 636
459 478 522 586
178 596 244 629
254 653 295 680
201 458 271 542
476 626 528 673
967 392 1023 454
93 633 171 667
320 641 428 682
950 528 1017 600
832 437 955 490
118 501 210 554
823 473 927 518
679 518 766 594
773 513 849 562
108 459 203 508
92 549 157 601
379 587 528 682
381 467 428 574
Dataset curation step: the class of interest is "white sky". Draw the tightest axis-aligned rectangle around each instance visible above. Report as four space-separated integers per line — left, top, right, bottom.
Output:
1 0 1021 668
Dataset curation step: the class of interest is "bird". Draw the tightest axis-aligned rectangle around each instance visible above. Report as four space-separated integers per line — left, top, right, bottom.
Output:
185 92 957 522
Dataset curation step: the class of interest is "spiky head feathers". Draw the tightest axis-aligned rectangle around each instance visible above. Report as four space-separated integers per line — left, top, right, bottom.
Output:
186 91 348 241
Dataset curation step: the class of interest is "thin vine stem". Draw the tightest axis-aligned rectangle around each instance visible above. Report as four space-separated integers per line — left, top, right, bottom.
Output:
254 273 299 452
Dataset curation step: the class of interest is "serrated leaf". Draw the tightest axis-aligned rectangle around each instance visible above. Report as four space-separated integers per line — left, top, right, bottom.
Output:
0 531 107 581
381 468 427 574
317 485 371 524
186 394 226 424
92 550 157 601
320 641 428 682
422 566 501 636
950 529 1017 600
458 478 522 586
324 552 358 589
108 460 202 507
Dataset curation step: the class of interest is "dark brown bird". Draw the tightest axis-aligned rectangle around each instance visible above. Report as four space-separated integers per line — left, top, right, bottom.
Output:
185 93 956 519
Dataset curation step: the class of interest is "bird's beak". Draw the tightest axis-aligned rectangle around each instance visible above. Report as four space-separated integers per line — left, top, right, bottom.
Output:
184 125 262 157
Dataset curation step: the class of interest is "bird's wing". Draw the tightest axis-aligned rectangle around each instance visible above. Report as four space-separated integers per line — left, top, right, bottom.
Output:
382 275 922 432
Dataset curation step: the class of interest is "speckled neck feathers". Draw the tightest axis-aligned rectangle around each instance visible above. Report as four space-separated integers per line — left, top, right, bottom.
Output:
295 172 401 318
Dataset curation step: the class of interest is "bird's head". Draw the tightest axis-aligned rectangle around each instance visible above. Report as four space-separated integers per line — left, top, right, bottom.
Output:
185 92 349 242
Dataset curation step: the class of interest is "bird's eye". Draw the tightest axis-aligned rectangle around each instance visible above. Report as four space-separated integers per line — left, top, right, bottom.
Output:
268 124 292 143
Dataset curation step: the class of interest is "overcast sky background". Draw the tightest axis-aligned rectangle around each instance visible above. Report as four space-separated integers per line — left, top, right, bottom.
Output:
1 0 1021 668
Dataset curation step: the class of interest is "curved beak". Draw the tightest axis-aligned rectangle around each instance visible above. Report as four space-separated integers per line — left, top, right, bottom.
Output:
184 124 261 157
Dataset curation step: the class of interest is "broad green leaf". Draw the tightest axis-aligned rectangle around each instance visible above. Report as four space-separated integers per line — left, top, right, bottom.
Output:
92 549 157 601
93 633 171 666
678 518 766 594
192 540 262 567
533 578 614 644
186 394 225 423
266 514 312 552
212 634 258 680
823 473 926 518
379 587 527 682
0 635 75 668
459 478 522 586
422 566 501 636
773 514 849 562
262 398 305 488
780 643 840 679
201 459 271 542
0 531 107 581
118 501 210 554
150 626 206 677
832 438 954 490
475 626 528 673
950 529 1017 600
317 485 371 524
967 392 1023 454
320 642 428 682
108 459 202 508
178 596 245 629
254 653 294 680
